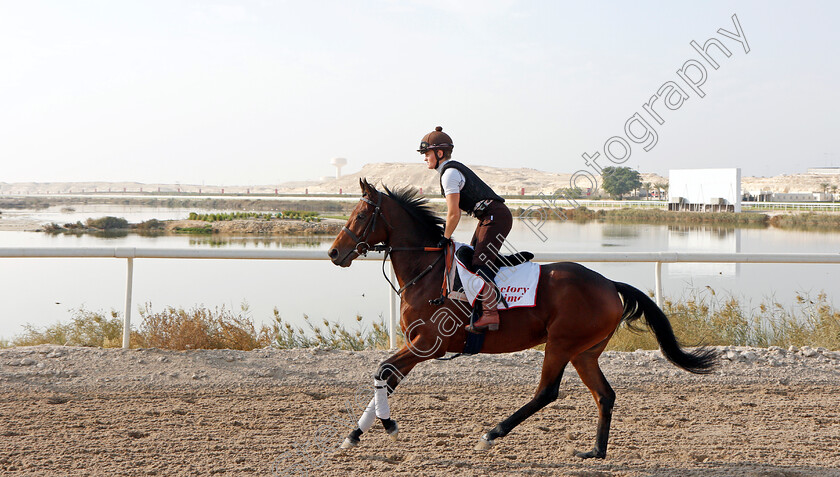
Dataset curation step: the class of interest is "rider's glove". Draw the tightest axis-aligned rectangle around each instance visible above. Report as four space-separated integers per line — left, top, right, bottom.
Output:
436 236 452 249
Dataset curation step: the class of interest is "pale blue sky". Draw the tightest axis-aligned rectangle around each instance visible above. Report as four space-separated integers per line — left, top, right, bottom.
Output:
1 1 837 185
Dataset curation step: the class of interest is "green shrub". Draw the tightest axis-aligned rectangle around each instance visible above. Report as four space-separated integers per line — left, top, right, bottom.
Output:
86 216 129 230
187 211 278 222
135 219 164 231
281 210 320 221
174 225 213 234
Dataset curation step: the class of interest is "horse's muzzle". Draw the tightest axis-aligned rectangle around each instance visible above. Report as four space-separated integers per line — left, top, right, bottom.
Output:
328 248 353 267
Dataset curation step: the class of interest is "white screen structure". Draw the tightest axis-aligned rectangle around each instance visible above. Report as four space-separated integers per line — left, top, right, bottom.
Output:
668 168 741 212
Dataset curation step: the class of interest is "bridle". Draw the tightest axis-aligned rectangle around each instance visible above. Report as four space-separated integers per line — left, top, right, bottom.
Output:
336 192 392 265
337 192 446 299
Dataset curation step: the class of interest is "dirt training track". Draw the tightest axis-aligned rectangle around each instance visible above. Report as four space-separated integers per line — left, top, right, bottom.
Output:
1 345 839 476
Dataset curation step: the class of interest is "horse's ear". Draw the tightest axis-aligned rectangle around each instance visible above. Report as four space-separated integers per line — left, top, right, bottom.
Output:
360 178 377 197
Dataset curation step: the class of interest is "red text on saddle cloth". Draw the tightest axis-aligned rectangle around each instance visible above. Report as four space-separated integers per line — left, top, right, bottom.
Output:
453 243 540 309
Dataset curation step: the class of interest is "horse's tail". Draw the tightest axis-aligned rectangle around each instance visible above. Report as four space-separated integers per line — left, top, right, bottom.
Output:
613 281 717 374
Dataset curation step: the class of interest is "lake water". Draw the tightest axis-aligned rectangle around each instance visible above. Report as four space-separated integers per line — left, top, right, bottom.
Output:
1 206 838 341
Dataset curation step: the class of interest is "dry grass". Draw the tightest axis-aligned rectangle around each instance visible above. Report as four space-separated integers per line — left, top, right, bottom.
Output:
10 303 399 351
769 212 840 230
133 303 268 350
268 311 399 350
13 307 125 348
607 289 840 351
9 291 838 351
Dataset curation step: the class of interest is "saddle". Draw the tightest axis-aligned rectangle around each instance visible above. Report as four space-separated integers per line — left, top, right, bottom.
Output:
445 244 536 305
436 244 538 359
454 247 534 274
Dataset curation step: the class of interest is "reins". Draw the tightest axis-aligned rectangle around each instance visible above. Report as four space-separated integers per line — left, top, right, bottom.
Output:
376 245 444 297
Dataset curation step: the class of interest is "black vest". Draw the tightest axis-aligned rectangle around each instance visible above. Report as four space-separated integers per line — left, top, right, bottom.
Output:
438 160 504 213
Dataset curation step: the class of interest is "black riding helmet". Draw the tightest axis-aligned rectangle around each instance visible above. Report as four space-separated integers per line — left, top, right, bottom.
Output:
417 126 454 154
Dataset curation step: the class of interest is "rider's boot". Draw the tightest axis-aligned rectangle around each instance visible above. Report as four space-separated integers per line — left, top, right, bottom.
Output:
466 266 501 333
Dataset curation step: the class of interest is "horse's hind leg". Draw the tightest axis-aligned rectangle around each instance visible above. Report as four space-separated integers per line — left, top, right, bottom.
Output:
570 342 615 459
476 343 569 450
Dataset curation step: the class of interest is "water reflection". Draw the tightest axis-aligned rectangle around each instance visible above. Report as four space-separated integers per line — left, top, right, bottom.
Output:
187 235 327 248
668 225 741 277
602 224 641 239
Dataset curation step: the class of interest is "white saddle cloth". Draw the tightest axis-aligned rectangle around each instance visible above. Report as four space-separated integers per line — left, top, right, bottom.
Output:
451 242 540 309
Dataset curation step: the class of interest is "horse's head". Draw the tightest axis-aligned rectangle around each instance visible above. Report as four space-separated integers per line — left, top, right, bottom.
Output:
328 178 391 267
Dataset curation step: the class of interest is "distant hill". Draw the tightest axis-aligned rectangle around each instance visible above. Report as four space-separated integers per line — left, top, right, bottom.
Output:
1 164 836 197
281 163 667 196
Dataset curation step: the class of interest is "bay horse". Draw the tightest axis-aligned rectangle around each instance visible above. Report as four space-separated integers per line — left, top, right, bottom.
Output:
327 179 716 458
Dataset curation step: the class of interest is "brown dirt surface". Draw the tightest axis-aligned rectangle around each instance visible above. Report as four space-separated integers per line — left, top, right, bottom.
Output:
1 345 839 476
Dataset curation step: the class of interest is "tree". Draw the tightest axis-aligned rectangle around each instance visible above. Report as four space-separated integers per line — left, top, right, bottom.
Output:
601 167 642 199
553 187 582 199
654 181 669 199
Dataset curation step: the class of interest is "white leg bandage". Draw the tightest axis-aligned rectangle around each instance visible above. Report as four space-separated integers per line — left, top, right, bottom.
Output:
357 397 376 432
374 379 390 420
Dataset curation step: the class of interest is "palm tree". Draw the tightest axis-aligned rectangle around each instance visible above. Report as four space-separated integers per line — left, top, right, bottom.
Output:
831 185 838 202
820 182 830 195
654 182 668 200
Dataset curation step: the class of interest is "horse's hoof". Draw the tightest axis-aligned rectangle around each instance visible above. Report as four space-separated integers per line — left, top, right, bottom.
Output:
382 418 399 441
574 449 605 459
474 434 494 451
339 437 359 450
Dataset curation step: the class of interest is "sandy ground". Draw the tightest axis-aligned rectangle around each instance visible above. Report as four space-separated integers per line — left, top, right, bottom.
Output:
0 219 43 232
1 345 839 476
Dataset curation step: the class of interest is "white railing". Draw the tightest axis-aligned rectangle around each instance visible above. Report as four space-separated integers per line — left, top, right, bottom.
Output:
1 247 839 350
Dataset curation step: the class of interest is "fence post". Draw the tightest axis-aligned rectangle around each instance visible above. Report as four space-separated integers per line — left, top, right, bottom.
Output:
389 265 397 350
654 261 663 307
123 257 134 349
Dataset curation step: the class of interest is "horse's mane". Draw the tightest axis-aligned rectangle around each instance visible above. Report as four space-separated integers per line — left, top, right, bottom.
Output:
380 184 445 241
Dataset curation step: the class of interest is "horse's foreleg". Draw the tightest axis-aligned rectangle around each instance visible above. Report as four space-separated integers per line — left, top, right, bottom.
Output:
340 345 425 449
570 346 615 459
476 344 569 450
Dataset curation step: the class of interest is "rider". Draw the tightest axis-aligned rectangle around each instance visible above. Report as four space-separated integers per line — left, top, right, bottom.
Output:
418 126 513 333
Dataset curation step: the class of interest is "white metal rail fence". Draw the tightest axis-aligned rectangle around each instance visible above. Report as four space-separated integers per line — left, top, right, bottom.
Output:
2 247 839 350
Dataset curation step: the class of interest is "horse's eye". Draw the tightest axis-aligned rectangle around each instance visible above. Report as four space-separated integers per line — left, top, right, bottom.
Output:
357 213 366 220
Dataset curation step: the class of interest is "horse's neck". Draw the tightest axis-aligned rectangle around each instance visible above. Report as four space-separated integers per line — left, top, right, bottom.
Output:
387 229 444 302
389 251 443 302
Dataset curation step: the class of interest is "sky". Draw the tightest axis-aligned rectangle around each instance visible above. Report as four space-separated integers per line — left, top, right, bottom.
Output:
1 0 838 185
